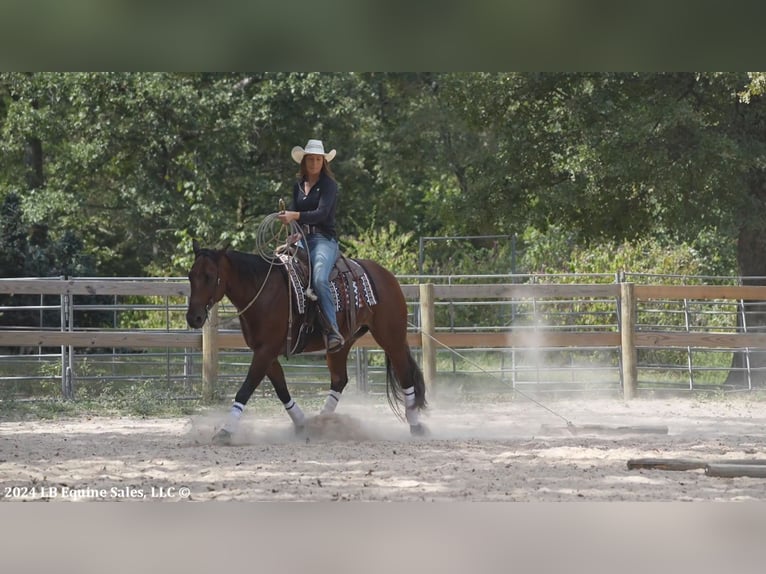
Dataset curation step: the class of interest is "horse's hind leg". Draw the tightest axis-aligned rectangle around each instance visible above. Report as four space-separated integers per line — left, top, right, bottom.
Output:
320 347 352 414
266 359 306 431
366 298 428 433
386 345 428 435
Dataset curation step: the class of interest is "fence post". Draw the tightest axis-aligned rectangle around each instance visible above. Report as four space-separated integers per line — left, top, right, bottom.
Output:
202 303 219 403
620 282 637 399
419 283 436 390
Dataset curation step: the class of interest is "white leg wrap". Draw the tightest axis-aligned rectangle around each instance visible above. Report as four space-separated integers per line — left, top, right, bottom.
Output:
222 402 245 433
284 399 306 427
321 390 342 414
403 387 420 426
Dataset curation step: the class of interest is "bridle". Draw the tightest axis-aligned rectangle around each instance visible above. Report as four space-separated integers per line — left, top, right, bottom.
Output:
197 261 221 323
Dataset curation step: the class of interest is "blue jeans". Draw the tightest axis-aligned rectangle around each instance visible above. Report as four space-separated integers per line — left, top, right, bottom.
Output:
306 234 340 333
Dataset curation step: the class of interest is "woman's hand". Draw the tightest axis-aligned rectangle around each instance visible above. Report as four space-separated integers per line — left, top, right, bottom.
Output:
277 210 300 225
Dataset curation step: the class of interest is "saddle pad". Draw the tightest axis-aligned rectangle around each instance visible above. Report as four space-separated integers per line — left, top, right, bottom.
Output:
278 254 376 314
278 253 307 314
330 259 377 311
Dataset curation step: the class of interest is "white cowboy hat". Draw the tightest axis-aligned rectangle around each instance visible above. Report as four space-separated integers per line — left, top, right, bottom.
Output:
291 139 337 164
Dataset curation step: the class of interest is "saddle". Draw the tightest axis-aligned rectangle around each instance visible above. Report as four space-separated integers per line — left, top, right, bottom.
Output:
276 235 377 356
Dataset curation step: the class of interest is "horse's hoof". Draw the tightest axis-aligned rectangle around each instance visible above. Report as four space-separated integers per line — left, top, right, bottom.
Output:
212 428 233 445
294 424 306 438
410 423 429 437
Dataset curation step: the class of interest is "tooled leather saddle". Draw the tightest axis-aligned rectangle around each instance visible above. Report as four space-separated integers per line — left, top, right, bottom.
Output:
276 235 377 356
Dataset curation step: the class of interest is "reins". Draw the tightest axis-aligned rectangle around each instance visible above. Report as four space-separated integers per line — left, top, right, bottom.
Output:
198 240 281 322
200 207 325 355
233 259 277 317
212 212 309 356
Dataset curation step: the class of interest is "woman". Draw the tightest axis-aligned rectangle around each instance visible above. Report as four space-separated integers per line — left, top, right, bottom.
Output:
277 139 345 353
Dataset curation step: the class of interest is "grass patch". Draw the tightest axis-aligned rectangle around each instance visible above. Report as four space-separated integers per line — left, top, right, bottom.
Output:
0 391 202 421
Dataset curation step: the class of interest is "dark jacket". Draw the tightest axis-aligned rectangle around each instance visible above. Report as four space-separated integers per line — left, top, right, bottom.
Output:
289 172 338 239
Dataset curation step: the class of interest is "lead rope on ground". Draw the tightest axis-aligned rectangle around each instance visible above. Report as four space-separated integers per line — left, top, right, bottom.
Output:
409 321 577 432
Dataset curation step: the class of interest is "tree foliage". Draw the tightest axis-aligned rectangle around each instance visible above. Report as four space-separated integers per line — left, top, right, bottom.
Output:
0 192 103 332
0 72 764 282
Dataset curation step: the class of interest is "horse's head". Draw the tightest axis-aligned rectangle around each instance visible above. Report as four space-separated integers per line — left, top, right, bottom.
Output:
186 240 227 329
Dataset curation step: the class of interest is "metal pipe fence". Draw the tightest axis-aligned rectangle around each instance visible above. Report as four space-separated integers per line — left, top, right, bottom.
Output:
2 273 766 401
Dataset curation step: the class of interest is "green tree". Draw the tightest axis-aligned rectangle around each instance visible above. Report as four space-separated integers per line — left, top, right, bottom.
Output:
0 192 103 338
0 73 262 275
0 72 761 285
0 192 26 277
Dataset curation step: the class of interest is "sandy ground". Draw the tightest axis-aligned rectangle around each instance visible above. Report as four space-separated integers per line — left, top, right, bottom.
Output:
3 394 766 502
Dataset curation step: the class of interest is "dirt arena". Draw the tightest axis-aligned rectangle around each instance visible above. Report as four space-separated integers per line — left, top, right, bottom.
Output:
3 394 766 502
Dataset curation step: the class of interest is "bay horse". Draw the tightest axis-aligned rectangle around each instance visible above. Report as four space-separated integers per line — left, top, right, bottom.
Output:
185 240 427 444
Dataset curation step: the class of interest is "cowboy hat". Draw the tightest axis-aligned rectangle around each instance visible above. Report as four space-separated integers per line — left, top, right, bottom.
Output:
291 139 337 164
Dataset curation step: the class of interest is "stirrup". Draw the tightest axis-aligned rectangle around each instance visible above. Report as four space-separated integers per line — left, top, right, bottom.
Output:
326 330 345 353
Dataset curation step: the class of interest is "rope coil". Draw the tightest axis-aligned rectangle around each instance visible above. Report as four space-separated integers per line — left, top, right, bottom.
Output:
253 212 297 261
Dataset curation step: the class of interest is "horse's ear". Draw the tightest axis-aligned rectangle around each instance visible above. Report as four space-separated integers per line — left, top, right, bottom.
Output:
221 242 231 252
192 239 201 256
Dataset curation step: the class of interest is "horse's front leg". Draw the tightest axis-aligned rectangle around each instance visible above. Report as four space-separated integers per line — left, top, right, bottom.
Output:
265 359 306 432
213 349 271 444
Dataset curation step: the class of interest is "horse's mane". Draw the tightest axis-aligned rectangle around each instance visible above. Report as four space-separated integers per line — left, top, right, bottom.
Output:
220 249 274 283
195 247 273 282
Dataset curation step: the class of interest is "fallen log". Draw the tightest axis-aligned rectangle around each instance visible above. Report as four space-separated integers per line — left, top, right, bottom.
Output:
627 458 706 471
628 458 766 472
704 463 766 478
540 424 669 436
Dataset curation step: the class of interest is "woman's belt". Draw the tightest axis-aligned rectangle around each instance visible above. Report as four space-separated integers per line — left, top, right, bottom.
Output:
302 224 322 235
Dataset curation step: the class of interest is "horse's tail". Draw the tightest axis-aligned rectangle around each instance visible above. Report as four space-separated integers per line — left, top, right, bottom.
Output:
385 349 427 421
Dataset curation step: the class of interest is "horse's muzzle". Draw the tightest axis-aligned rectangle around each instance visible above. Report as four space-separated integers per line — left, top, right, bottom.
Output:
186 308 207 329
